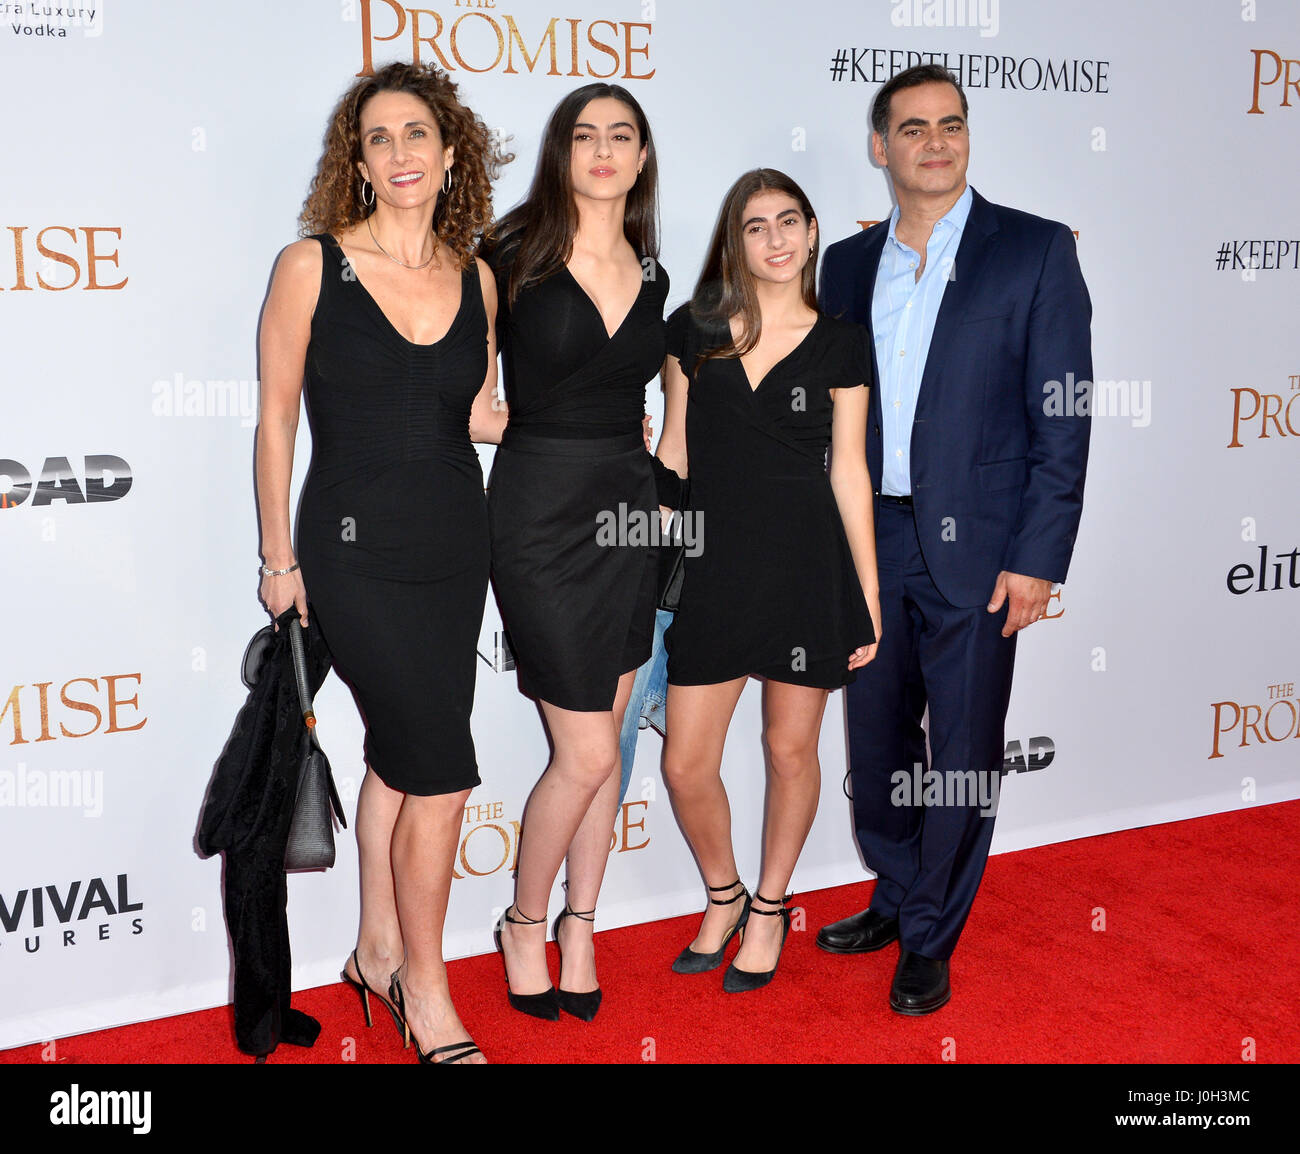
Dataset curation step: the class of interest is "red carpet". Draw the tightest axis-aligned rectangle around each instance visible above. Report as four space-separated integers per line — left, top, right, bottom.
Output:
4 801 1298 1065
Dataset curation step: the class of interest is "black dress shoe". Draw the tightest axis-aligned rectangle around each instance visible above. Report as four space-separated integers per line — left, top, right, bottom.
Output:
815 908 900 954
889 950 950 1015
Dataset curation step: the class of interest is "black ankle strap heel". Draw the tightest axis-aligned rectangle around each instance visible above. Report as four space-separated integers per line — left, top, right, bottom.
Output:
554 898 602 1022
723 892 794 994
672 879 752 975
494 904 560 1021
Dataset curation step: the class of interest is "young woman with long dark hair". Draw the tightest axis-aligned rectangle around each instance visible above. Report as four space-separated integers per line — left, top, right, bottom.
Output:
655 169 881 992
485 84 675 1021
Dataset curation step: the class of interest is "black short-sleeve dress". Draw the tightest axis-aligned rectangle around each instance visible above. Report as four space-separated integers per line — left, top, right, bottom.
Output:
664 303 875 689
486 249 670 712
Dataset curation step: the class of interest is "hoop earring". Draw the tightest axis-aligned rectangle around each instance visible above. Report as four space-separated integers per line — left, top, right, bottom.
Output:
361 179 375 208
442 168 452 194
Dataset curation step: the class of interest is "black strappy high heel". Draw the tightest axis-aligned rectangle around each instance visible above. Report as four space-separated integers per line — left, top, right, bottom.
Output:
553 901 602 1021
388 972 482 1064
722 892 793 993
340 948 408 1045
671 879 752 974
494 904 560 1021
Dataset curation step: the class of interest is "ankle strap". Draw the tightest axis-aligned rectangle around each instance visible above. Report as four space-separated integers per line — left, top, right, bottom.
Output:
707 879 748 906
749 891 793 914
505 904 547 925
556 880 595 922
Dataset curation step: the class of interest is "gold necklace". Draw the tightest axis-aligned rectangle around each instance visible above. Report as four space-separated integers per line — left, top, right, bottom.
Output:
366 215 436 270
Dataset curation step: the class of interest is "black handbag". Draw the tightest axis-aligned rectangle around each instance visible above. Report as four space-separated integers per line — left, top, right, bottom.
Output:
283 618 346 870
239 618 347 870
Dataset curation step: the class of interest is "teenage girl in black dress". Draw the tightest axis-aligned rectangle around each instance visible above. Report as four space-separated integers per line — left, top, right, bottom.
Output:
257 64 509 1062
486 84 674 1021
655 169 882 992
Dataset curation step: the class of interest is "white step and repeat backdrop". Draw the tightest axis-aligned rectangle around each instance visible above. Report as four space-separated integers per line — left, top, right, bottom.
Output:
2 1 1298 1048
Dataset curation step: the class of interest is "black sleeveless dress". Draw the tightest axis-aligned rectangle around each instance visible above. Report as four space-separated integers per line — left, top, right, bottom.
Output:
664 304 875 688
295 234 490 795
487 252 669 712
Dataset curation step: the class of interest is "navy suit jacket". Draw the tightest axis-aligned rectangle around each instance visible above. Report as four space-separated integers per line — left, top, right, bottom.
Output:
820 187 1092 608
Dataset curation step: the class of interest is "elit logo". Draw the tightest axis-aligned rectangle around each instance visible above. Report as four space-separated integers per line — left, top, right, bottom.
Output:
1226 544 1300 594
358 3 654 80
0 873 144 953
0 456 131 509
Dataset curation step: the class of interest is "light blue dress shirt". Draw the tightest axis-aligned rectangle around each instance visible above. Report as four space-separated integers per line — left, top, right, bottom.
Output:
871 185 973 496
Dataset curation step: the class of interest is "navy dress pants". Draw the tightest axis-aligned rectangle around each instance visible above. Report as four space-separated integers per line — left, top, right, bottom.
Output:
845 499 1017 959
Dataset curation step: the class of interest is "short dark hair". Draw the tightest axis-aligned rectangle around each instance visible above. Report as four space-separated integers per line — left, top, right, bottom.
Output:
870 64 968 140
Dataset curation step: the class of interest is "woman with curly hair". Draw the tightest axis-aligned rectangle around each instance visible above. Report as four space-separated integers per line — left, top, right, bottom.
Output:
255 62 510 1064
484 83 672 1023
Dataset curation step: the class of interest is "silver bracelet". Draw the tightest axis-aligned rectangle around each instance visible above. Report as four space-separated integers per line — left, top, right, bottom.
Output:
260 562 299 577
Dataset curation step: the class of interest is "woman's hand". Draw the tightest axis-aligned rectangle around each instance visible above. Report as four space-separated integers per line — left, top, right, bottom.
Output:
848 591 882 670
642 412 654 452
848 644 875 671
259 566 309 629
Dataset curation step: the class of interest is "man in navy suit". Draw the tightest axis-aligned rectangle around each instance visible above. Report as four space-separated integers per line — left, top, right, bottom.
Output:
817 65 1091 1013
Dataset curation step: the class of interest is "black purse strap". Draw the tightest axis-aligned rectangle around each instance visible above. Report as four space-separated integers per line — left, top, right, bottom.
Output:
285 618 347 828
286 618 316 734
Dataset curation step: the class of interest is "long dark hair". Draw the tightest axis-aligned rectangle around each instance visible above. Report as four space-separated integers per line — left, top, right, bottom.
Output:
689 169 820 366
491 83 660 303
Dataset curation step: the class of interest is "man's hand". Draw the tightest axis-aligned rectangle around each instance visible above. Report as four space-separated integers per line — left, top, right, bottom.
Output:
987 571 1053 638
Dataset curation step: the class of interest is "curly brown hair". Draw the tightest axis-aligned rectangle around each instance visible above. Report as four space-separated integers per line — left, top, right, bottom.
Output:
299 62 512 270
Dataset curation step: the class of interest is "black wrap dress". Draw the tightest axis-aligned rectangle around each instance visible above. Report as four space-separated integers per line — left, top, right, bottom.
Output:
487 252 670 712
664 303 876 689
